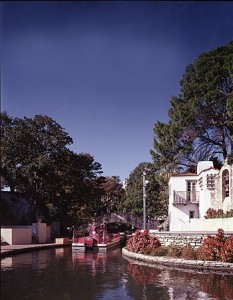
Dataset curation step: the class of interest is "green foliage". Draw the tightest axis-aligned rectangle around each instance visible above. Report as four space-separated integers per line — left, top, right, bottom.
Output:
47 151 105 227
101 176 125 214
150 246 168 256
166 243 182 258
181 243 197 260
119 162 168 219
0 112 105 228
1 113 72 193
151 40 233 172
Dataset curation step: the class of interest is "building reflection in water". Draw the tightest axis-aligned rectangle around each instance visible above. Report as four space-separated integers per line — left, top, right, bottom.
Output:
1 247 70 271
55 247 65 259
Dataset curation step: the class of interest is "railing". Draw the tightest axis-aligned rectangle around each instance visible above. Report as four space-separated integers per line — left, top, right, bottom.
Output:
109 213 158 230
173 191 199 205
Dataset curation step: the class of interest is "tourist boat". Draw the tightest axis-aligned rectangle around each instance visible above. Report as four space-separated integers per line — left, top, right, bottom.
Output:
72 230 122 251
72 220 122 251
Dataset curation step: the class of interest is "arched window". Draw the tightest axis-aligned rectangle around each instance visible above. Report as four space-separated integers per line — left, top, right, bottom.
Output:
222 169 229 199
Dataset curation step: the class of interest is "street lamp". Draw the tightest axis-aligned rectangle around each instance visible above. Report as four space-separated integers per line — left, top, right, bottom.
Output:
142 168 150 230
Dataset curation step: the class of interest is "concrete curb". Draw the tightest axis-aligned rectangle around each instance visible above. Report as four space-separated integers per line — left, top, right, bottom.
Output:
122 247 233 273
1 243 71 258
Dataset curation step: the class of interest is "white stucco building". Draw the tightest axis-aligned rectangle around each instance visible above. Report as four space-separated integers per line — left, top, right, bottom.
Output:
168 160 233 231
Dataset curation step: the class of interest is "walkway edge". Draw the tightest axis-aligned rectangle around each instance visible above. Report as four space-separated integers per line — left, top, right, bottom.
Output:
1 243 71 258
122 247 233 273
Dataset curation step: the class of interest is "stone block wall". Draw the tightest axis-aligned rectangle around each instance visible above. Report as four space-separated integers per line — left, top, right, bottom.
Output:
149 231 233 249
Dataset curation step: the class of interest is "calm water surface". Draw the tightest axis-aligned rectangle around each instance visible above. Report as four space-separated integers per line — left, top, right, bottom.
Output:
1 247 233 300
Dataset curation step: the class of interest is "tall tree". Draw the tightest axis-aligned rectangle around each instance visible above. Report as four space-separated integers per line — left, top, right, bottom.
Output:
119 162 167 220
1 113 73 194
101 176 125 215
48 151 105 226
0 113 105 226
0 112 18 192
151 40 233 172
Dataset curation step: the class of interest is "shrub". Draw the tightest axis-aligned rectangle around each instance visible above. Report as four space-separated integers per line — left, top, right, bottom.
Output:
181 244 197 260
195 246 205 260
166 243 182 258
197 229 233 262
126 228 233 263
150 246 168 256
199 228 225 261
126 230 161 254
204 208 233 219
219 236 233 262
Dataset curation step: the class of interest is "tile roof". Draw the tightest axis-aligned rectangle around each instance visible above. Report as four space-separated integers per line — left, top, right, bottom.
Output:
171 173 197 177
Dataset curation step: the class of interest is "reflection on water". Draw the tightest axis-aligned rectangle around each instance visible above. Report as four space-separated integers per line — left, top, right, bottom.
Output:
72 249 113 276
124 257 233 300
1 247 233 300
1 247 68 271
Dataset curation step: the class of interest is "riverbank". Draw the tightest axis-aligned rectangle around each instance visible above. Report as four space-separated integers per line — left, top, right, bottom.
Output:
1 242 72 258
122 247 233 273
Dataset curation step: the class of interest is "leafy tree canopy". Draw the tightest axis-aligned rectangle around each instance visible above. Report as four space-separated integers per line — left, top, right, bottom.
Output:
151 40 233 172
0 112 104 227
119 162 167 220
100 176 125 214
1 113 73 192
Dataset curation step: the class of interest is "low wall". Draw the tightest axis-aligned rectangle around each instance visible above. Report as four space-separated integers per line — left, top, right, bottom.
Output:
122 248 233 273
1 223 56 245
171 218 233 231
46 225 51 242
179 217 233 231
1 226 32 245
32 223 47 243
149 231 233 249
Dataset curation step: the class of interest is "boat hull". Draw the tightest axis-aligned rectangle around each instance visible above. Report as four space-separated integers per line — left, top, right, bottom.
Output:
72 234 121 252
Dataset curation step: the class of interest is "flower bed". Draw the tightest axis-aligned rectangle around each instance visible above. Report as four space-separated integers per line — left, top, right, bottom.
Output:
204 208 233 219
126 229 233 263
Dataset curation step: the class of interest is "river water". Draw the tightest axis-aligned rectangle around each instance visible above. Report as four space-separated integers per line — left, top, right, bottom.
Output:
1 247 233 300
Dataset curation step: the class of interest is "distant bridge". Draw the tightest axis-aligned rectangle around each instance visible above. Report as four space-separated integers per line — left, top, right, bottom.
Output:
103 213 158 230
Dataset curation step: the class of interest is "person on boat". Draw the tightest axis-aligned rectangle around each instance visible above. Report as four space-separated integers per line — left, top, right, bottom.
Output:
102 220 107 243
91 221 97 238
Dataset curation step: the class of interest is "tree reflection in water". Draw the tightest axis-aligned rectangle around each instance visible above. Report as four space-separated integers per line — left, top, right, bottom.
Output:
127 263 160 285
124 256 233 300
1 248 233 300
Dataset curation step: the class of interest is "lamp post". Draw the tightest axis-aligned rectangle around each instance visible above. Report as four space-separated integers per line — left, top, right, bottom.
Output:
142 171 146 230
142 169 150 230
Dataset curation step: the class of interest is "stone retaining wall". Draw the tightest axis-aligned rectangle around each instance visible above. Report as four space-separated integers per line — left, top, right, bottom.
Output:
122 248 233 273
149 231 233 249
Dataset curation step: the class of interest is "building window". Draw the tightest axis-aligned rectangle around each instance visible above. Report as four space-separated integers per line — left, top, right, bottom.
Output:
189 211 195 219
206 174 216 189
222 170 229 199
186 181 196 202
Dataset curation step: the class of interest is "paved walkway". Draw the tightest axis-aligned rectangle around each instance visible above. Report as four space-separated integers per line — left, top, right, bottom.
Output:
1 241 72 258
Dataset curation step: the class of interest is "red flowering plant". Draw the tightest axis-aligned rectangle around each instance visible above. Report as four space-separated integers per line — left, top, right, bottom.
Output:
204 208 233 219
219 236 233 262
126 229 161 255
200 229 233 262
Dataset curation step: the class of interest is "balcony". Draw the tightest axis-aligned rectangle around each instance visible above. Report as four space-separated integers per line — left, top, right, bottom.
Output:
173 191 199 205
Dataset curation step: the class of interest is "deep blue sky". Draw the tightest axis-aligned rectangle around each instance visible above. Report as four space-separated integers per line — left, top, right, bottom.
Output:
1 1 233 181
